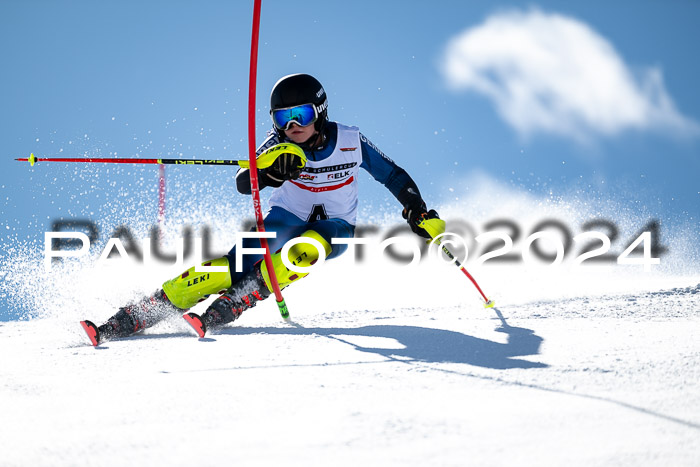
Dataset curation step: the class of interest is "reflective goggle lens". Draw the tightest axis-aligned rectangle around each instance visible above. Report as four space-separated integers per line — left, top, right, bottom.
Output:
272 104 317 130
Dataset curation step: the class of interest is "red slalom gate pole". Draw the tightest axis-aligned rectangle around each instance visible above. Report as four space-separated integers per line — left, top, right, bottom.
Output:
246 0 288 319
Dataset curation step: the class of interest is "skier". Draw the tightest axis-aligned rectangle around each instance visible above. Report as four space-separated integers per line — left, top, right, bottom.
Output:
80 73 443 346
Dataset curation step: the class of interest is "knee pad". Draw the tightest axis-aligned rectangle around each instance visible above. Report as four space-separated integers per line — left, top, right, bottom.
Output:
162 257 232 309
260 230 332 291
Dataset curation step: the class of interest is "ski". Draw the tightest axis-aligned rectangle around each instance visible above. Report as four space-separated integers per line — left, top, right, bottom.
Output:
183 313 207 338
80 320 100 347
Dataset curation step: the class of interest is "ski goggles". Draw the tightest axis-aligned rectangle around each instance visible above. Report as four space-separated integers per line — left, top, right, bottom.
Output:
271 103 318 130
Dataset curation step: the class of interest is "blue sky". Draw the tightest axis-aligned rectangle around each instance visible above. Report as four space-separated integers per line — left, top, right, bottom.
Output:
1 1 699 317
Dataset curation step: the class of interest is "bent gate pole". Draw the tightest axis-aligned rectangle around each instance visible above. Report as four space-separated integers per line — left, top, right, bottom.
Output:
247 0 288 319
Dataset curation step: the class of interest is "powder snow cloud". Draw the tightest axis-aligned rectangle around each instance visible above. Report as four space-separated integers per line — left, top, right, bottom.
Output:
441 9 699 141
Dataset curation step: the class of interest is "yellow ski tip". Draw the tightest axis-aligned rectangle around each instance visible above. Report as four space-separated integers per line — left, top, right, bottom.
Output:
484 299 495 308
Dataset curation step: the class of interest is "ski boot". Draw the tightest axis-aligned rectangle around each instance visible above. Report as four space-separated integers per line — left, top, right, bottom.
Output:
80 289 183 346
183 229 331 337
184 263 270 338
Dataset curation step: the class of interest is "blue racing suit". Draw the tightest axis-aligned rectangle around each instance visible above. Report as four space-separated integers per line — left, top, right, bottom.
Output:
226 121 425 283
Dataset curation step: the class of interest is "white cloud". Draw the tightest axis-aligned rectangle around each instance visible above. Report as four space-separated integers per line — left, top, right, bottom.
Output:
441 9 699 141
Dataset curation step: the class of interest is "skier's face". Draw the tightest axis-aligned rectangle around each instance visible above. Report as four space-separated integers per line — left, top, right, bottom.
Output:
283 122 317 145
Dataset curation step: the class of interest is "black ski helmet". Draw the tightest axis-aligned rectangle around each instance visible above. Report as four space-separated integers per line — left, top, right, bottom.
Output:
270 73 328 138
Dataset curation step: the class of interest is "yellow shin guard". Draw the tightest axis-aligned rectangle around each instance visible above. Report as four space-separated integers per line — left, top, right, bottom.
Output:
260 230 332 291
162 257 232 309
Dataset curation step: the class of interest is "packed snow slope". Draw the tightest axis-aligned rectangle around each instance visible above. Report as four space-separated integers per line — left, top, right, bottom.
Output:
0 278 698 466
1 175 698 466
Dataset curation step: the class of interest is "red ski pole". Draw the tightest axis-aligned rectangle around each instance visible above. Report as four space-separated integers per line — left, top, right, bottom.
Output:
15 154 248 167
418 218 494 308
435 239 494 308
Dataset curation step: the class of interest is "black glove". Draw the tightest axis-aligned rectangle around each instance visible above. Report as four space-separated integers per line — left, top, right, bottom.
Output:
402 200 440 239
260 152 304 187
